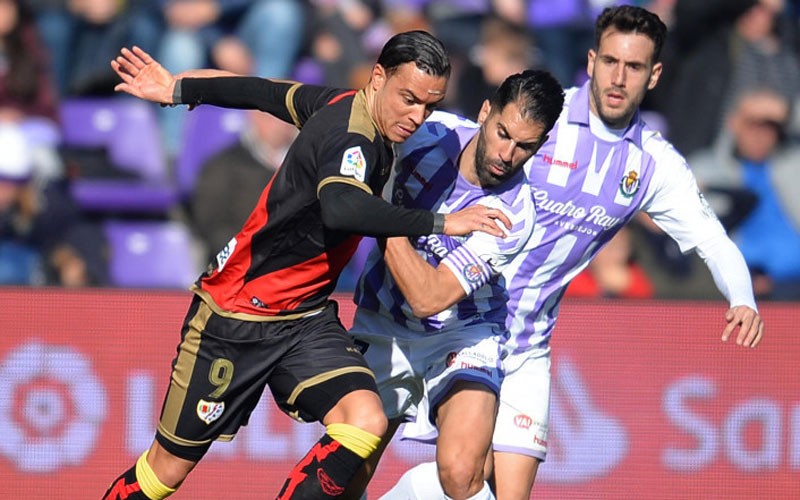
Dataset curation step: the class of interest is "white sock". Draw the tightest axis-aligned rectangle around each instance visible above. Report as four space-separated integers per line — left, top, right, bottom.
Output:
463 481 495 500
379 461 495 500
380 462 442 499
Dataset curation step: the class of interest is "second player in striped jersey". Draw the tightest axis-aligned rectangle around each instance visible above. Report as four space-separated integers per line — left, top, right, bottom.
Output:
347 70 565 499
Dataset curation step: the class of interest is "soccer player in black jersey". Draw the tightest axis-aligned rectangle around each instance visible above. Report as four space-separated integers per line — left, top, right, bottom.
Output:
102 32 510 499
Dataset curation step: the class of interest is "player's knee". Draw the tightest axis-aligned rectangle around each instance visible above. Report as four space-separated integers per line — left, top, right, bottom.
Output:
346 406 388 438
437 457 484 499
328 390 388 437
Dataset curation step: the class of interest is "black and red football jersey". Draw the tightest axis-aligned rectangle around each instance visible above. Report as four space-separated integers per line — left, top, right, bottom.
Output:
183 80 395 318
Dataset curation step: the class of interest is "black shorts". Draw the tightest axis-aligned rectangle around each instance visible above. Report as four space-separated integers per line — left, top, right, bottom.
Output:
155 296 377 461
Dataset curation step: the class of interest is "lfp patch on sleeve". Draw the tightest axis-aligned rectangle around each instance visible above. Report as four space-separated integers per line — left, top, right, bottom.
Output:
341 146 367 182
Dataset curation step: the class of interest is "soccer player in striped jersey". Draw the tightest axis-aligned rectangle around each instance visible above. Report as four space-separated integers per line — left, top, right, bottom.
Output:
346 70 564 499
397 6 765 500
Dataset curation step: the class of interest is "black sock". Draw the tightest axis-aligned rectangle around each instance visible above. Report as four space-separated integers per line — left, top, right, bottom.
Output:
102 464 151 499
276 434 365 499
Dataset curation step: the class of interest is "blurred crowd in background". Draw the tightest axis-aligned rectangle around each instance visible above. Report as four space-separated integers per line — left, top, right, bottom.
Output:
1 0 800 301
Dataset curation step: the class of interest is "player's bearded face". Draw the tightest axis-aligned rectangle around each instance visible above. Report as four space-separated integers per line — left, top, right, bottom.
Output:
587 29 662 129
475 127 517 186
373 62 447 143
474 103 545 187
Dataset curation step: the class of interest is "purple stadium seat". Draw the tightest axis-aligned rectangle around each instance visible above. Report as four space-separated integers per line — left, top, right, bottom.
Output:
60 97 178 213
292 57 325 85
175 105 246 201
105 220 200 288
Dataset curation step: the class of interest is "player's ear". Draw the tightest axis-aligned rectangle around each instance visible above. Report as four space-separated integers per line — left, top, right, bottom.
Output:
477 100 491 124
586 48 597 78
647 61 663 90
370 64 387 91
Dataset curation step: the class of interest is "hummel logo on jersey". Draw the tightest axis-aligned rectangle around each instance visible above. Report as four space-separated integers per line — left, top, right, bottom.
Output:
250 296 267 308
543 153 578 170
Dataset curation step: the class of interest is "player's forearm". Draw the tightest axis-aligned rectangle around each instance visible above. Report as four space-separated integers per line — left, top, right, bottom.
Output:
177 77 297 123
695 234 758 310
384 237 465 318
319 183 443 237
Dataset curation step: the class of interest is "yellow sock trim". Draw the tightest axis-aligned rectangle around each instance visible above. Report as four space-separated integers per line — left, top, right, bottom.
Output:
326 423 381 459
136 451 177 499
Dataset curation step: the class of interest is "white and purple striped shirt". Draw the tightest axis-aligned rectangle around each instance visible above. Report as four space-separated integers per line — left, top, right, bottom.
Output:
354 111 535 337
504 82 728 355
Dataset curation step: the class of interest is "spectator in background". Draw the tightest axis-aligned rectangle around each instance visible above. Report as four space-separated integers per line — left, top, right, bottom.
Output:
0 0 57 122
518 0 599 87
396 0 492 61
191 110 297 263
378 0 511 111
306 0 379 88
30 0 163 97
157 0 305 156
0 0 62 181
159 0 305 78
651 0 800 156
565 225 655 298
0 125 108 286
690 88 800 300
455 15 536 117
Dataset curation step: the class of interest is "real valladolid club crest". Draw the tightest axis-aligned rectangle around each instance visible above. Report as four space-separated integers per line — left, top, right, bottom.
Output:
462 263 483 283
619 170 640 198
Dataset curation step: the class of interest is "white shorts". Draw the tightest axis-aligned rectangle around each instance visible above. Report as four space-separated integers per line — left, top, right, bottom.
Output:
349 308 505 430
492 347 551 460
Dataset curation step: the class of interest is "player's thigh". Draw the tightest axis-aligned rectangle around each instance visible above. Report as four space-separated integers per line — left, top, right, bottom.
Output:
349 309 423 421
267 302 380 425
436 380 498 463
156 297 286 460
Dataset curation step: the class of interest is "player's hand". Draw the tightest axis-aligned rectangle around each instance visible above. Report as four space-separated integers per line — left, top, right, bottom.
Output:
443 205 511 238
721 305 763 348
111 46 177 104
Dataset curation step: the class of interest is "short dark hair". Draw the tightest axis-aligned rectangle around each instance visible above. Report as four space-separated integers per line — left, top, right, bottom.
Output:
490 69 564 133
594 5 667 63
377 30 451 79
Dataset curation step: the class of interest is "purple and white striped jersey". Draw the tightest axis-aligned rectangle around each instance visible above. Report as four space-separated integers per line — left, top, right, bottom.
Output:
504 82 727 355
354 111 535 337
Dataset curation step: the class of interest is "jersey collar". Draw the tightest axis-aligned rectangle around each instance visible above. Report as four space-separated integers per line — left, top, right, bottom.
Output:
568 81 645 148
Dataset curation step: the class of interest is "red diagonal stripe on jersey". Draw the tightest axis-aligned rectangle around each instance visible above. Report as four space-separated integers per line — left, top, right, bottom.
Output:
327 90 357 105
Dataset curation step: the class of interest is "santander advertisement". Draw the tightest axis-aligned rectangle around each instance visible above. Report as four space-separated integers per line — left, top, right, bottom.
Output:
0 288 797 499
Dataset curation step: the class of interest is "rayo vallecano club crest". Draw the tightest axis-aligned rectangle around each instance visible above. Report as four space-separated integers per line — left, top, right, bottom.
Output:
619 170 640 198
197 399 225 424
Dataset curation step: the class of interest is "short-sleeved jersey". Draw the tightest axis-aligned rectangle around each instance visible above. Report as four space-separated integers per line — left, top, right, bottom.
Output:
503 82 726 354
354 111 535 337
194 85 395 319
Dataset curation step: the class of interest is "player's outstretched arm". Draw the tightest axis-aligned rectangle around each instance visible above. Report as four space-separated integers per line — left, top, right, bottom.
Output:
722 305 764 348
384 237 466 318
111 46 178 104
443 204 511 238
